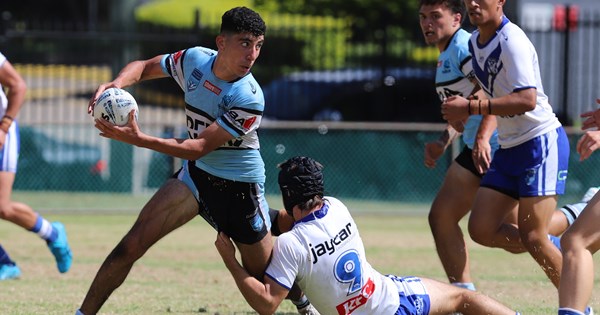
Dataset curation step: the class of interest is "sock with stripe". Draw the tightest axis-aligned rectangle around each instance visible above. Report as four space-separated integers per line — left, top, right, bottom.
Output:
451 282 476 291
30 214 58 242
558 307 585 315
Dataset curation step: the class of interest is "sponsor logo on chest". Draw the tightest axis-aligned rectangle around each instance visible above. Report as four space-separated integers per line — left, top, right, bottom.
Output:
203 80 222 95
309 222 352 264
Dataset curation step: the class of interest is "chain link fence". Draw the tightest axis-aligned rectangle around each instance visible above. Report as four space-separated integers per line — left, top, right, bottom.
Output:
10 63 599 208
5 6 600 210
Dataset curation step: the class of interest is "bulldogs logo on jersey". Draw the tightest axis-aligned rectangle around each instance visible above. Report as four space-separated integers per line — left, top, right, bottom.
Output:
486 57 502 76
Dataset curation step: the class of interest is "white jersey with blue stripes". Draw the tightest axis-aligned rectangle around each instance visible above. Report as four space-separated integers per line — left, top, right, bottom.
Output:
468 16 561 148
436 29 497 150
161 47 265 183
265 197 401 315
0 52 8 115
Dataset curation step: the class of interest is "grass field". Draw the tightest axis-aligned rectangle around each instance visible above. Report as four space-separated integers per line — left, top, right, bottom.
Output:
0 193 598 314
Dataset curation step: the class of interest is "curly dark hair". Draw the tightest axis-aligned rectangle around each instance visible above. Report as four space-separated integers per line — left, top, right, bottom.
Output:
220 7 266 37
419 0 466 17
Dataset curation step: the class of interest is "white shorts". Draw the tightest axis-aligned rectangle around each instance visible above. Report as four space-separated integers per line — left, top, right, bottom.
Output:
387 275 431 315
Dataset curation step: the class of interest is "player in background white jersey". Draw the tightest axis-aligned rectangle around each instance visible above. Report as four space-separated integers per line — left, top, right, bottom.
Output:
216 156 521 315
419 0 588 293
76 7 317 315
441 0 571 294
0 52 72 280
557 99 600 315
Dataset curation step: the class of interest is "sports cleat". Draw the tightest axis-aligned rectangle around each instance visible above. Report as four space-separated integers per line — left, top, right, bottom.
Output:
0 263 21 280
47 222 72 273
297 303 321 315
586 306 594 315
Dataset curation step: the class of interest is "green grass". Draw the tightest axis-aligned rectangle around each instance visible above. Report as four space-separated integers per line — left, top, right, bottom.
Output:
0 195 598 314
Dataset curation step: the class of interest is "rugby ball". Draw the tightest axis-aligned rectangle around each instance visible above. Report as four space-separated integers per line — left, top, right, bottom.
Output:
93 88 138 126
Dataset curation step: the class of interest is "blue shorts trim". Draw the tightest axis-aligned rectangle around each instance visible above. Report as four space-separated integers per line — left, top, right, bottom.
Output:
386 275 431 315
481 127 569 198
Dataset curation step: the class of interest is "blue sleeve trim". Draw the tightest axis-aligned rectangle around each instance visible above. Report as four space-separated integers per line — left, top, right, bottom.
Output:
265 273 292 290
513 86 536 93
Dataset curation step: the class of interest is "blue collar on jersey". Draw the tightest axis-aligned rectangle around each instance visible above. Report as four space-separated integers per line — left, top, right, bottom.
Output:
295 202 329 225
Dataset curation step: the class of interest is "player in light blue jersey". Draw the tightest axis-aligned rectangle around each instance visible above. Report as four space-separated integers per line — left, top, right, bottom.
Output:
441 0 570 295
420 0 498 292
77 7 315 315
419 0 578 294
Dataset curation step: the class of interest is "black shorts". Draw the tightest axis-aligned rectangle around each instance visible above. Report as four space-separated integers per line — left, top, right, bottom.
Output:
454 145 483 178
173 161 270 245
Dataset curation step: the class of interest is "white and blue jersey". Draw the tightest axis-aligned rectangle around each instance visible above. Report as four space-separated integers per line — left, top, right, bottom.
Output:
266 197 431 315
0 52 19 173
161 47 265 183
0 52 8 115
436 29 498 152
468 16 561 148
469 17 568 196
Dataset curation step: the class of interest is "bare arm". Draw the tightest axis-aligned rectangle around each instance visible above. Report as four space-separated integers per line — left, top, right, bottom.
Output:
0 60 26 149
577 99 600 161
95 112 235 161
577 130 600 161
441 88 537 121
88 55 166 113
580 99 600 130
0 60 26 127
424 124 460 169
472 114 497 174
215 232 289 315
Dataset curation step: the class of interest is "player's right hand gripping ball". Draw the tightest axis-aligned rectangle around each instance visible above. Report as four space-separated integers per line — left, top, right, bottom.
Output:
93 88 139 126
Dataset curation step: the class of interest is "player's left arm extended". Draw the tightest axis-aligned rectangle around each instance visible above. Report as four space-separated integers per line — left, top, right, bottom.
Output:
215 232 289 315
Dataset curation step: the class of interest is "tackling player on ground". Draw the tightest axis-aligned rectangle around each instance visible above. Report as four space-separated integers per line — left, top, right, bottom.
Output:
216 156 522 315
